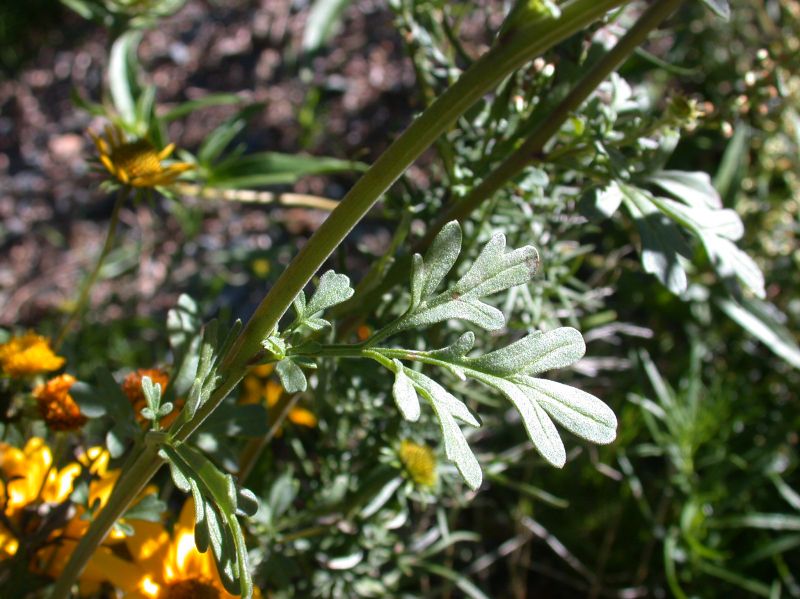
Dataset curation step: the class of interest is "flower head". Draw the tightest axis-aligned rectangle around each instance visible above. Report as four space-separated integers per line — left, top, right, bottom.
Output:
0 331 64 377
91 124 193 188
34 373 87 431
0 438 81 558
79 500 260 598
398 440 438 488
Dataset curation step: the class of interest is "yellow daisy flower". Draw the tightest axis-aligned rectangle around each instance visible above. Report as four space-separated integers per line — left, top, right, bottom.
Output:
33 373 87 431
0 438 81 558
83 499 260 599
38 447 160 589
398 440 438 488
0 331 65 377
90 124 193 188
241 364 317 429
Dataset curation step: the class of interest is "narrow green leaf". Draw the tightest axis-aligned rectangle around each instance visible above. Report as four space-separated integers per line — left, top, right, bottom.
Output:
108 31 141 126
700 0 730 20
162 93 243 122
207 152 366 189
718 297 800 369
302 0 352 54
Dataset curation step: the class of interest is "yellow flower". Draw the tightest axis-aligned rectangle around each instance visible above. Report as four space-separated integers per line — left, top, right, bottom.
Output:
0 331 65 377
82 500 260 599
398 440 438 488
38 447 159 587
241 364 317 429
90 124 193 188
0 438 81 558
34 373 87 431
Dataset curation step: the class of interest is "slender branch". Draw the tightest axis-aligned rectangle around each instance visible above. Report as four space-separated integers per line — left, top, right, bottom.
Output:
49 2 629 594
175 183 340 212
55 188 127 348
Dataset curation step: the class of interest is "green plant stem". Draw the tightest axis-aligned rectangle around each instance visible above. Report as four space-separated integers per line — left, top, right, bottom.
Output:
50 2 628 594
424 0 687 245
54 188 127 349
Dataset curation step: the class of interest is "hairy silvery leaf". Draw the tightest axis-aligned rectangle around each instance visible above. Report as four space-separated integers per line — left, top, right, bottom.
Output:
516 377 618 445
474 373 566 467
391 359 420 422
401 296 506 331
392 222 538 335
595 182 624 219
466 328 585 376
276 358 307 393
426 332 475 361
161 442 255 599
401 367 482 490
451 232 539 299
375 326 615 477
420 221 462 298
305 270 354 315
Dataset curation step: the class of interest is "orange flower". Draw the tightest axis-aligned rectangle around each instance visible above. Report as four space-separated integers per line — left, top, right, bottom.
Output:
33 373 87 431
0 331 64 377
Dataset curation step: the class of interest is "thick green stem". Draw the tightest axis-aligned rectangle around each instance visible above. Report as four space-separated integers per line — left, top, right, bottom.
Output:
50 2 628 595
425 0 687 244
55 188 127 348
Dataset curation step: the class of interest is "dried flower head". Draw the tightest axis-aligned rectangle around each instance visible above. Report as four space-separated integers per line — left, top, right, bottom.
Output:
0 331 65 377
90 124 193 188
398 440 438 488
34 373 87 431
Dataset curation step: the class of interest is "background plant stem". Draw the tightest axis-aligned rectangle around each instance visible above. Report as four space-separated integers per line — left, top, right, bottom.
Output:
54 188 127 349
